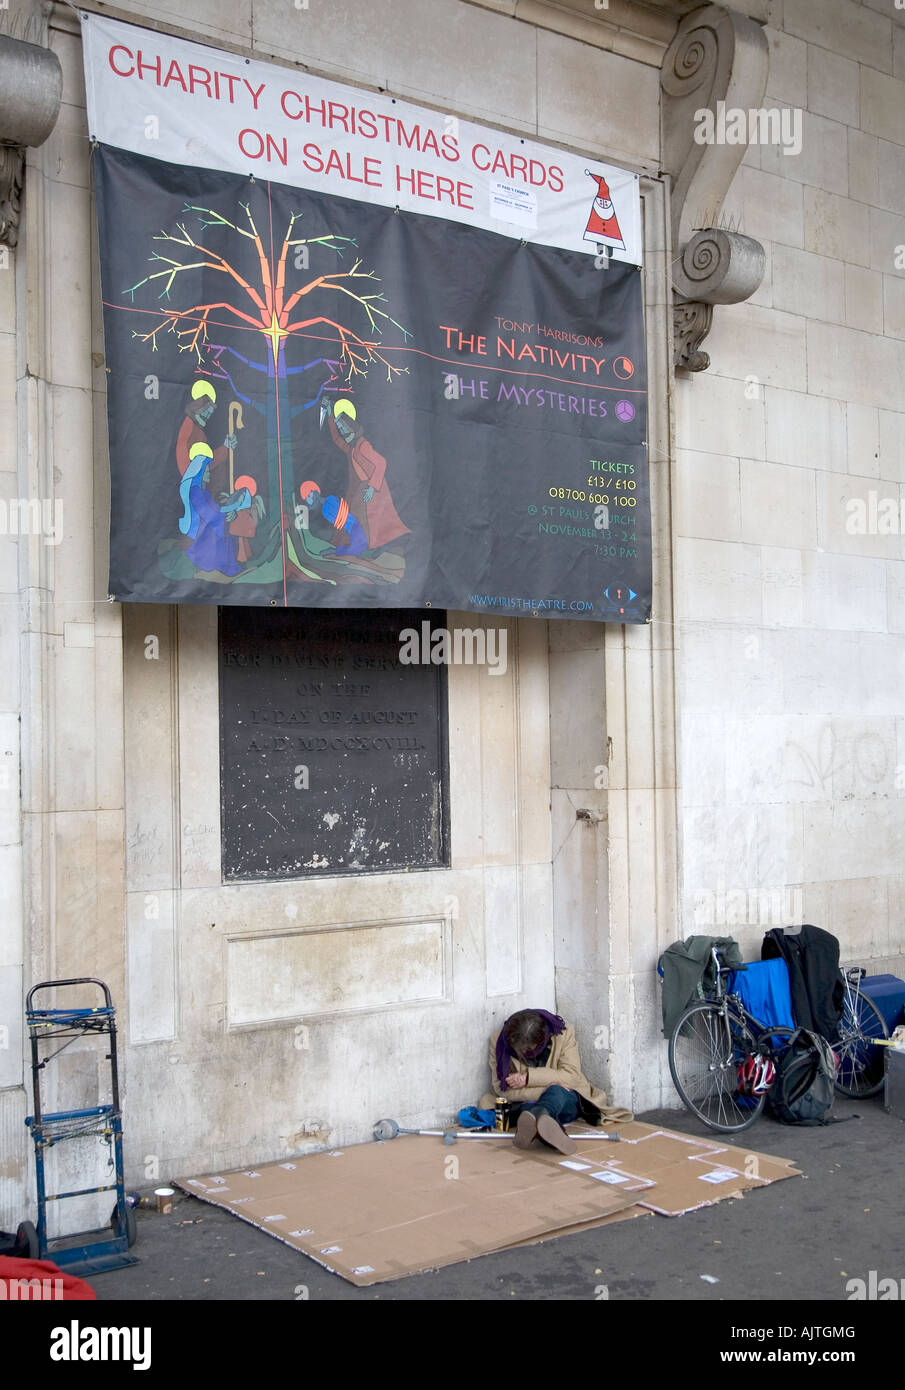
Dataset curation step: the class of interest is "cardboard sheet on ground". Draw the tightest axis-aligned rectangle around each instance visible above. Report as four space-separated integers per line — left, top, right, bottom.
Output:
529 1122 800 1215
175 1137 640 1285
175 1123 800 1285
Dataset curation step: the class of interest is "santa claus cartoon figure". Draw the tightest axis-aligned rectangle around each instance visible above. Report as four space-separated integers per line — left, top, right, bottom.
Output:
583 170 626 252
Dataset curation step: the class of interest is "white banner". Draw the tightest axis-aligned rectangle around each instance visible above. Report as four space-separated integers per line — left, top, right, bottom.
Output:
81 12 642 264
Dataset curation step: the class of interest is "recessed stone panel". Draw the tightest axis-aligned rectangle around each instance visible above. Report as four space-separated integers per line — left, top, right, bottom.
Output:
226 917 448 1025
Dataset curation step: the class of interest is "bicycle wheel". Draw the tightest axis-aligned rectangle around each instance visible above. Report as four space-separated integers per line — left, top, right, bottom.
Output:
834 985 889 1097
668 1001 766 1132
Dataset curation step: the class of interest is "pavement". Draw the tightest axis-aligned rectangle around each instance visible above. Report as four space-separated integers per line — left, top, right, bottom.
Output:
85 1091 902 1304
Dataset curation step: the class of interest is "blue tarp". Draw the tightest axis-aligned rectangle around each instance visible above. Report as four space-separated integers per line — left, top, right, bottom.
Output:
729 958 795 1034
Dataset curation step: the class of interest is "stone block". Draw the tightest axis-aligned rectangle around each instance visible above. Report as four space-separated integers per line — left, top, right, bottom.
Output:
762 544 804 627
46 182 93 392
705 301 808 392
803 187 871 268
675 449 741 542
549 645 606 787
50 385 94 604
676 374 764 461
679 711 727 807
879 409 905 481
680 624 786 716
765 385 845 472
536 31 658 165
759 110 849 197
884 273 905 338
869 205 905 278
784 0 893 73
803 800 904 882
816 469 904 559
255 0 537 131
861 68 905 146
807 320 905 410
889 558 905 633
174 605 221 889
678 537 762 625
771 243 844 321
800 550 888 632
765 25 807 108
847 402 881 478
740 456 817 548
130 0 251 44
51 27 87 111
808 44 860 128
728 165 806 250
844 264 884 334
54 643 97 812
484 864 522 996
876 137 905 217
0 960 23 1090
550 789 607 975
42 100 90 192
848 128 879 208
781 628 905 715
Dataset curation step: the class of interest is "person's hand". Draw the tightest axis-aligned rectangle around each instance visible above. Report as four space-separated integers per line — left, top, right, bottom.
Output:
225 511 237 522
363 486 375 503
506 1072 528 1089
224 434 238 450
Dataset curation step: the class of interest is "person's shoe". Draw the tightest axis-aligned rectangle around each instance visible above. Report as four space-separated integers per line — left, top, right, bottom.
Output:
536 1114 577 1155
514 1111 538 1149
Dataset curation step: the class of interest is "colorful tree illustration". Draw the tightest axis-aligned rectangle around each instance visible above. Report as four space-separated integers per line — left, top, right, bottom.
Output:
124 193 410 593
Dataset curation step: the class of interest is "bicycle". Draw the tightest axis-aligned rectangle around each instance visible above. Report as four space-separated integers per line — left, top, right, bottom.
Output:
667 949 795 1133
666 950 890 1132
833 966 889 1097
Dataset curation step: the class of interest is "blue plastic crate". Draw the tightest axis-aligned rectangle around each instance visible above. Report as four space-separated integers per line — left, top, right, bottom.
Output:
860 975 905 1034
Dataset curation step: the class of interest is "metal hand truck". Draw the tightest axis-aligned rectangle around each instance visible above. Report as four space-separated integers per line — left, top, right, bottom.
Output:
18 978 139 1275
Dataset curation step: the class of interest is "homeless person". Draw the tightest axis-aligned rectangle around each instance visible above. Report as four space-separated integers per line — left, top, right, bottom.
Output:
478 1008 631 1154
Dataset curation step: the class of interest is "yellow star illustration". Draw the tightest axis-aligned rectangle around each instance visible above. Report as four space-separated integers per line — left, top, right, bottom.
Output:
263 310 289 362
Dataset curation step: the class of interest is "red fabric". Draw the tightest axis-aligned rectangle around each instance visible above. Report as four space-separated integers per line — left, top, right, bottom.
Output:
0 1255 97 1300
328 416 410 550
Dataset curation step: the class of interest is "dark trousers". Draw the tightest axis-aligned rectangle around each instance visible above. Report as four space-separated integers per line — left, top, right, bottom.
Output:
508 1084 581 1128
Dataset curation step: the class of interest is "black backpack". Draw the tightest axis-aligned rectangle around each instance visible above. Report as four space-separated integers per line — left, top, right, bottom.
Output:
767 1028 837 1126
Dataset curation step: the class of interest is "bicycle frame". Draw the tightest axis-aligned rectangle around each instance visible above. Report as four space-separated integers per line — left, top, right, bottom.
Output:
702 949 789 1067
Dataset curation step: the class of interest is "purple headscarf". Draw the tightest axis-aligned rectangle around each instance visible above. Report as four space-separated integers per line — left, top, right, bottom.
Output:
495 1009 566 1090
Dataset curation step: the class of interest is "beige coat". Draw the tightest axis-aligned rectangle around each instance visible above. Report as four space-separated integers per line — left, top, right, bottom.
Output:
478 1025 632 1123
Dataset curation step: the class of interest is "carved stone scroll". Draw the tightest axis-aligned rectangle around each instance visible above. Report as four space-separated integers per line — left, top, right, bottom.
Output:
660 4 770 370
0 4 62 248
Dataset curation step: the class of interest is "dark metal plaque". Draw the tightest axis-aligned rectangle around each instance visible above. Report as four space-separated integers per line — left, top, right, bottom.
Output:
219 607 449 880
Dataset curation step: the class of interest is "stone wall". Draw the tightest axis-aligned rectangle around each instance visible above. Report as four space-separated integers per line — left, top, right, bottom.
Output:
670 0 905 1116
7 0 899 1210
2 0 673 1225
